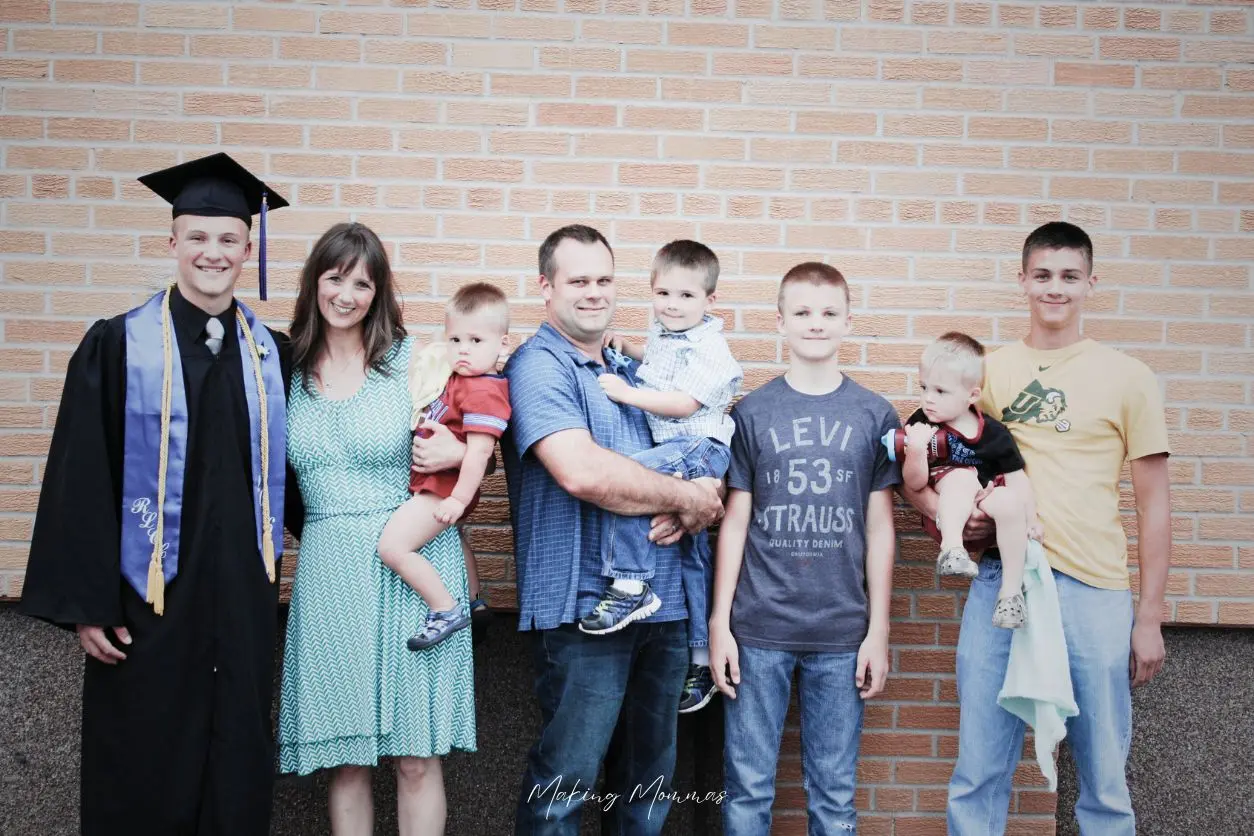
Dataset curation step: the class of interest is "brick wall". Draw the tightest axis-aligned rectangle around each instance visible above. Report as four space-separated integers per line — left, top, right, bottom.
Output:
2 0 1251 831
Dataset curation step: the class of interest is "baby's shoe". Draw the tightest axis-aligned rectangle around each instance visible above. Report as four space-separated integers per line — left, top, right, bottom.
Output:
469 597 492 648
407 602 471 650
937 547 979 579
992 592 1026 629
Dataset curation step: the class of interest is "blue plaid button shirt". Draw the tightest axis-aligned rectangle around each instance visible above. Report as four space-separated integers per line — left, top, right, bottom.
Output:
502 322 688 631
635 314 742 446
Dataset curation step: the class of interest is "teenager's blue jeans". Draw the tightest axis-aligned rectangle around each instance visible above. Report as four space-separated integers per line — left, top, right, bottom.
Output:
514 620 689 836
723 644 863 835
600 436 731 648
948 556 1136 835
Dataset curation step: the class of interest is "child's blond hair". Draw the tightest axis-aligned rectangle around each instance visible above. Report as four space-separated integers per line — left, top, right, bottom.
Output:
920 331 985 390
448 282 510 334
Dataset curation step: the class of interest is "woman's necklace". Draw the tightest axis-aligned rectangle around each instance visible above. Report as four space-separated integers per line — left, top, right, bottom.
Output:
320 346 364 392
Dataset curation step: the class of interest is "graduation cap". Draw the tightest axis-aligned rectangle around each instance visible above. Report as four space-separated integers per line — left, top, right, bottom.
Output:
138 152 289 300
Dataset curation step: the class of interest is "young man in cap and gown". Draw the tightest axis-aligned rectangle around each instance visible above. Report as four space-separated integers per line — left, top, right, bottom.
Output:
19 153 300 835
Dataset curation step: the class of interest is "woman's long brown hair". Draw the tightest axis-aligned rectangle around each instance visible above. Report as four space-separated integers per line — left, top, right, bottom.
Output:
288 222 405 392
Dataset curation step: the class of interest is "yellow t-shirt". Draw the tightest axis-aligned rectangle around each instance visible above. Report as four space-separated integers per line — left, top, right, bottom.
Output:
980 339 1169 590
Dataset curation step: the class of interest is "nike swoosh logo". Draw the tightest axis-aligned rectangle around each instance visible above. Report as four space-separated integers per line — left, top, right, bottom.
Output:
1038 365 1051 372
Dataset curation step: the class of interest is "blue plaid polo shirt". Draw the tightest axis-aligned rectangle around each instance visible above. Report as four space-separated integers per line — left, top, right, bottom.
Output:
502 322 688 631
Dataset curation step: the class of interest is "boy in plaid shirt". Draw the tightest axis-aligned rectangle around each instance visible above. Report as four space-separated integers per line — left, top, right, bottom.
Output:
587 239 743 713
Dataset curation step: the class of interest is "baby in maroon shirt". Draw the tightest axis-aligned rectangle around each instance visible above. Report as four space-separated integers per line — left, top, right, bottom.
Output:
377 283 511 650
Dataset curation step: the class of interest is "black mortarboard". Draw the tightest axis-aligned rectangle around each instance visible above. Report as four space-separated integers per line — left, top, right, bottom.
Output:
138 152 289 300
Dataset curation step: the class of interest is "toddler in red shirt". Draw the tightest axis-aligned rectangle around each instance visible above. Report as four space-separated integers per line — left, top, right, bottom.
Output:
378 283 511 650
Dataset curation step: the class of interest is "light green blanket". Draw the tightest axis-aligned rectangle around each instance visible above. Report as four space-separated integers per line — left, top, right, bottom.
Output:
997 539 1080 791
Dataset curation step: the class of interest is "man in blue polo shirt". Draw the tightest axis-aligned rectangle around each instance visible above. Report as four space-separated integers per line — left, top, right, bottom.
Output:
503 224 725 835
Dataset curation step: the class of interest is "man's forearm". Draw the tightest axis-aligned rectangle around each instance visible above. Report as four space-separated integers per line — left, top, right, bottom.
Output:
581 451 698 516
536 432 699 517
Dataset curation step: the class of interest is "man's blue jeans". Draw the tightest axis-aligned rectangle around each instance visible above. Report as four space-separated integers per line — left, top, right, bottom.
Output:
948 557 1136 835
723 644 863 835
600 436 731 648
514 620 689 835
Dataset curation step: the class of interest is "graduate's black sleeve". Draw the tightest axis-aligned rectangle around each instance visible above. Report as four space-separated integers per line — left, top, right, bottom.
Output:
270 326 305 542
283 462 305 543
18 318 126 630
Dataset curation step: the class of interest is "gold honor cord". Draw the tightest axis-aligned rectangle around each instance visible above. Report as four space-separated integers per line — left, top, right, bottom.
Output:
145 287 277 615
145 288 176 614
236 306 277 584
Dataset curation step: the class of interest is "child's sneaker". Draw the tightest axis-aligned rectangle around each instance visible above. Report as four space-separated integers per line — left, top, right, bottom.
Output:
470 597 492 648
578 584 661 635
407 602 471 650
992 592 1026 629
937 547 979 579
678 664 717 714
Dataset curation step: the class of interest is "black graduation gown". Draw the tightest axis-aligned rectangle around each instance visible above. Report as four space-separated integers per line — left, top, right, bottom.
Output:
19 288 304 836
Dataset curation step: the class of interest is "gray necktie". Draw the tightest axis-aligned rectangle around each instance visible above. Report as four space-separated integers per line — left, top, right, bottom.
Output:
204 317 224 356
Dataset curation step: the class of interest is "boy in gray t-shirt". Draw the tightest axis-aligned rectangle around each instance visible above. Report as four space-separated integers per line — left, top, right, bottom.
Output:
709 263 900 836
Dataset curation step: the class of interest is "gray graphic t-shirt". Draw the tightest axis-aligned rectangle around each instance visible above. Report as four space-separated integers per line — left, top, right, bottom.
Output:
726 375 901 652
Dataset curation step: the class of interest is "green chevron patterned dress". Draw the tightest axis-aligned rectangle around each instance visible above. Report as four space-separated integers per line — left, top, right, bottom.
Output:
279 336 476 775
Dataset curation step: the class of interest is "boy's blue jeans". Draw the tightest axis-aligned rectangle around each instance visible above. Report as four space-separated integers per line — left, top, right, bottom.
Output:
948 556 1136 835
514 620 689 835
722 644 863 835
600 436 731 649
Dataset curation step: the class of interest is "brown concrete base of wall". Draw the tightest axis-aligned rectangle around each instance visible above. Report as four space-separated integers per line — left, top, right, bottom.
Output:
1055 625 1254 836
1 604 1250 835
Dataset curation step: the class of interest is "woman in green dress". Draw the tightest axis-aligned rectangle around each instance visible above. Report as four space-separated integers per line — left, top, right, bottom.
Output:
279 222 475 834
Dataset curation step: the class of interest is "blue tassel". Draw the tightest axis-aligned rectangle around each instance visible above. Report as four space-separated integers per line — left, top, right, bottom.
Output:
259 190 268 301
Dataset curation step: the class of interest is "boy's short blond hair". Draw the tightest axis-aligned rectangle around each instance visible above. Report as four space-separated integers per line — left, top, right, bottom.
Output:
448 282 510 334
777 262 851 309
652 239 720 295
920 331 985 390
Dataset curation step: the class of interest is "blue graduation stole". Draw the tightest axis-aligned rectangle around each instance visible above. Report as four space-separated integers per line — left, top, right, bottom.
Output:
121 288 286 613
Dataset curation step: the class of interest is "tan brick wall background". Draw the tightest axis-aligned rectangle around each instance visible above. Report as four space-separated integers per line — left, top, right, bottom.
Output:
2 0 1251 831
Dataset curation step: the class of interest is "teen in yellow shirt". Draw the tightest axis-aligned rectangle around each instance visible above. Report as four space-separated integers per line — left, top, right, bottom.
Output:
981 337 1168 591
904 221 1170 836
